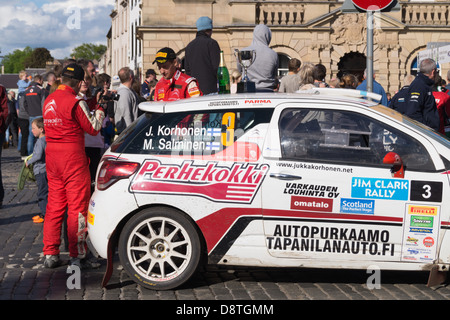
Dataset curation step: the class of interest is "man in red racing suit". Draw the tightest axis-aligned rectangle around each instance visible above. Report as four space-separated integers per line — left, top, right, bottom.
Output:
42 63 105 268
153 47 202 101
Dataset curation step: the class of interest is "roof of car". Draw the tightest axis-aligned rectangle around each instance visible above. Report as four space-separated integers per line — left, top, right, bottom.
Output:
138 88 382 113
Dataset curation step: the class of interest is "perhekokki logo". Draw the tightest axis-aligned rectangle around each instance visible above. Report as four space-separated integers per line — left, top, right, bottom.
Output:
131 160 269 203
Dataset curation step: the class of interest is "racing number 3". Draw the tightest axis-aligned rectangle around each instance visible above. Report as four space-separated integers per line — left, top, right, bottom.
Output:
410 180 443 203
222 112 235 147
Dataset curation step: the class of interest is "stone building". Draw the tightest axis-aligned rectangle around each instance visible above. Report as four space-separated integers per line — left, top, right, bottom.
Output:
109 0 450 94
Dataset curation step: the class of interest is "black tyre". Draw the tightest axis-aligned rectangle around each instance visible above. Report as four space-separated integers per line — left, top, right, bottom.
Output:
118 207 202 290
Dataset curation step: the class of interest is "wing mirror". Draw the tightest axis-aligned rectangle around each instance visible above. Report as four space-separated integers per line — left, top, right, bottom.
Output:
383 152 404 178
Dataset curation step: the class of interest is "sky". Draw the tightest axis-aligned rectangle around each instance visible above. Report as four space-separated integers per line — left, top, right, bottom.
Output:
0 0 115 60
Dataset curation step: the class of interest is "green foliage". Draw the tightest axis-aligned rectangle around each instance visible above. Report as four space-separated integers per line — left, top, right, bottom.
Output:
2 47 33 73
24 48 53 69
70 43 107 61
2 47 53 73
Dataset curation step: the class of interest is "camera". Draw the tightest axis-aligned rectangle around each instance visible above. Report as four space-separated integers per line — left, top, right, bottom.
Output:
98 91 120 105
102 93 120 101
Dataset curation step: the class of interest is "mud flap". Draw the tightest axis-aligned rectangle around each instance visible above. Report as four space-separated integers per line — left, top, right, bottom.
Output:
102 229 118 288
427 265 447 288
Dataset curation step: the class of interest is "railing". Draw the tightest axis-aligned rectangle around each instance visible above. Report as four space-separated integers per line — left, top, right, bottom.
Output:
256 2 305 26
251 1 450 27
402 3 449 26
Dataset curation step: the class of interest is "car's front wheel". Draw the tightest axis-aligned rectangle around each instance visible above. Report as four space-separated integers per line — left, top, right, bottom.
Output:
118 207 202 290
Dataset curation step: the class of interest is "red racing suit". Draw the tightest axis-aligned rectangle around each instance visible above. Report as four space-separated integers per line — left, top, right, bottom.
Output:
432 90 450 135
154 70 202 101
42 84 104 259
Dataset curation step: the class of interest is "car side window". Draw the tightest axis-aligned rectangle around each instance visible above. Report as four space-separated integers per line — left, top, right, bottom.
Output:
279 108 435 171
120 109 273 156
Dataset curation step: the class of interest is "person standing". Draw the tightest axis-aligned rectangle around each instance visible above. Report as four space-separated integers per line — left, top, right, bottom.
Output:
356 69 388 106
79 67 104 193
278 58 301 93
115 67 139 135
153 47 202 101
42 63 105 268
239 24 279 92
298 62 316 89
445 70 450 93
24 74 48 153
313 64 329 88
431 75 450 135
17 93 30 159
0 85 9 208
141 69 157 100
45 72 56 92
389 58 439 131
7 91 18 148
185 16 221 95
26 117 47 224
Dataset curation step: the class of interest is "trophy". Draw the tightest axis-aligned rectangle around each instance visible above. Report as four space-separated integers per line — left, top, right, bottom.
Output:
234 49 256 93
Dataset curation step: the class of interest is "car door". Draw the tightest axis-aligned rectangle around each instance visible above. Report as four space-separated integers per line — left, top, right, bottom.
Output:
261 102 449 267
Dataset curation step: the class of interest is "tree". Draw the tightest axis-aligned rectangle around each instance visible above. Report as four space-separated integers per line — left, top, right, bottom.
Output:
70 43 107 61
2 47 33 73
24 48 53 68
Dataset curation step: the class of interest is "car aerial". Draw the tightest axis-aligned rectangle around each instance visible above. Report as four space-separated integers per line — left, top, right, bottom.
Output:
87 88 450 290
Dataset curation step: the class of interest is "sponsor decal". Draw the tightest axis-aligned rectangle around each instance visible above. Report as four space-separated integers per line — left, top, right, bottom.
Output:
244 99 271 104
401 203 440 262
351 177 409 200
87 211 95 226
131 160 269 203
408 205 437 216
284 183 339 198
266 224 395 257
408 227 433 234
410 215 434 228
290 196 333 212
340 198 374 215
198 207 403 261
406 236 418 244
208 101 239 107
423 237 435 248
43 99 63 125
275 162 353 173
188 88 200 97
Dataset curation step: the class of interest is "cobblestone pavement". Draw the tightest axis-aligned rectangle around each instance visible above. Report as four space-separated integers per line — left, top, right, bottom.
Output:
1 146 450 303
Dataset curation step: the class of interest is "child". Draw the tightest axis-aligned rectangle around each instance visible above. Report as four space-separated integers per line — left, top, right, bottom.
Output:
26 117 47 223
17 71 29 95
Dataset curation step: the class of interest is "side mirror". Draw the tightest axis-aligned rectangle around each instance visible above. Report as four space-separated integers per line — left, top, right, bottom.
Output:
383 152 404 178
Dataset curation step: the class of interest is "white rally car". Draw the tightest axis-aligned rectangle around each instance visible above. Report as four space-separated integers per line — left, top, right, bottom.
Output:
88 88 450 290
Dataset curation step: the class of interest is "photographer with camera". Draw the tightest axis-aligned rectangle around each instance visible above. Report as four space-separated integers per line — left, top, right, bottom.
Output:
94 73 117 147
114 67 139 136
79 67 105 193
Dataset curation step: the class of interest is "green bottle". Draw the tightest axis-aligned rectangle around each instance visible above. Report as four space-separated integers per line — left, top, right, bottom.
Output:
217 51 230 94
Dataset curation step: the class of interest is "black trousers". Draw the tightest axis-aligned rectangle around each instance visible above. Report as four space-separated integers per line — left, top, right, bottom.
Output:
17 118 29 157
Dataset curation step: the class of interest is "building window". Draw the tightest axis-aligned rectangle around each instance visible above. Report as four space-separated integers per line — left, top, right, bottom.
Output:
278 53 290 77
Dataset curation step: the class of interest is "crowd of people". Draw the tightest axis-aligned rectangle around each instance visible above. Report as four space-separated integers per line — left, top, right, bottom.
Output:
0 18 448 271
147 17 448 139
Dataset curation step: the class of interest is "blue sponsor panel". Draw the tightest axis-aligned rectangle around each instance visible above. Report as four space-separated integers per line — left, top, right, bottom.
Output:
351 177 409 200
340 198 375 214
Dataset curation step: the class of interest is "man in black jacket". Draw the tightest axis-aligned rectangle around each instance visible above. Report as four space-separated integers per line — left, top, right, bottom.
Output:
389 58 439 131
24 74 48 150
185 16 221 95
